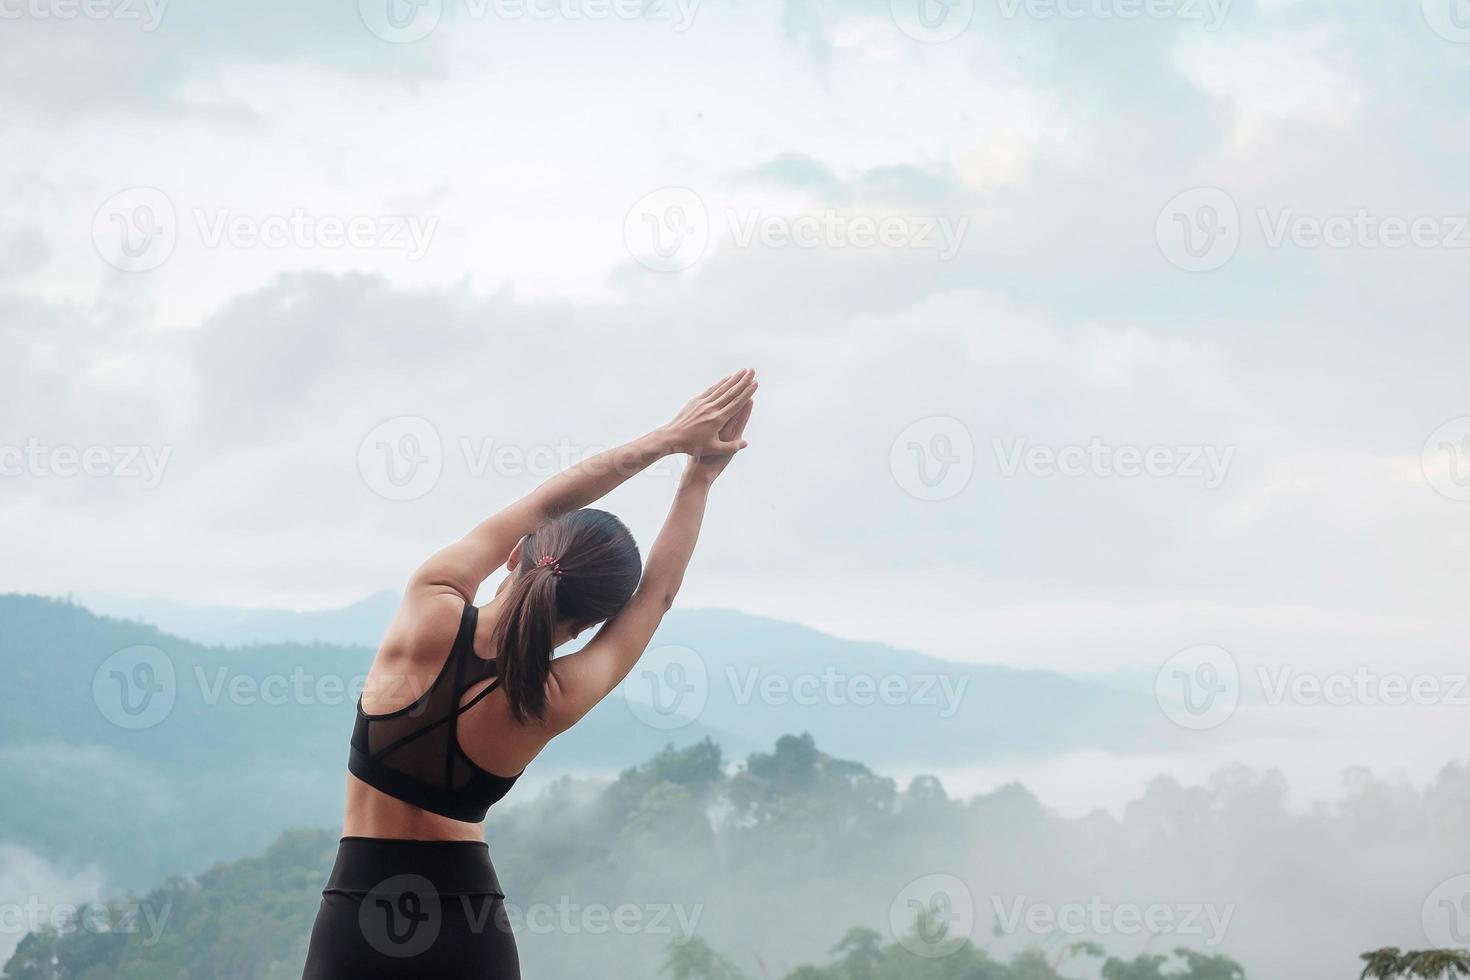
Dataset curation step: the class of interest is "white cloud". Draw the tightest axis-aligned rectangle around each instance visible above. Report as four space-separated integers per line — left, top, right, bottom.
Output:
3 0 1469 694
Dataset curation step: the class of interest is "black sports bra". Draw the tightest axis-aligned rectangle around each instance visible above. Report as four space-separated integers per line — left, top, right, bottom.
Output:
349 602 523 822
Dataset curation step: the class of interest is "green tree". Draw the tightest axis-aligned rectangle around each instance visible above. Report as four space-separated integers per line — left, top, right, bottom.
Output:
1359 948 1470 979
664 937 750 980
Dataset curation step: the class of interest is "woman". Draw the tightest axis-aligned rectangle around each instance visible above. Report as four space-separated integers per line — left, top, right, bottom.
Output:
302 370 757 979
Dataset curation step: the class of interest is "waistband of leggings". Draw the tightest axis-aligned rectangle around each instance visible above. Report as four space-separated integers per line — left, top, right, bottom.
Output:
324 836 504 897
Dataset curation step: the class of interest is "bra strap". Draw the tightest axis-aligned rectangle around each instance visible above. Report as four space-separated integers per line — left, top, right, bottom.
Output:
451 602 479 659
456 677 502 717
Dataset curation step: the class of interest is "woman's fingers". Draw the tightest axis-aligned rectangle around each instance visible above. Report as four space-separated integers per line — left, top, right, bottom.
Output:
717 398 751 440
723 398 753 437
704 369 748 405
732 398 754 437
713 374 757 414
712 368 755 401
707 399 754 455
699 374 730 399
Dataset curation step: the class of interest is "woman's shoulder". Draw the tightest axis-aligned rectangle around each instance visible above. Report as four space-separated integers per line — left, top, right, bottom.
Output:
375 588 468 666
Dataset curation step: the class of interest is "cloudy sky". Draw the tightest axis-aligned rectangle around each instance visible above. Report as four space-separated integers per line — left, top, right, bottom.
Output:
4 0 1470 708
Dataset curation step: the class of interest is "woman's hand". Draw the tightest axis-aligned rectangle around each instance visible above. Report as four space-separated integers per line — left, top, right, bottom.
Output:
660 369 758 458
683 397 753 486
550 389 754 729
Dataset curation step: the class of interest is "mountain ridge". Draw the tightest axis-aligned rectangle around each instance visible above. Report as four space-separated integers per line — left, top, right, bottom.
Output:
0 591 1175 891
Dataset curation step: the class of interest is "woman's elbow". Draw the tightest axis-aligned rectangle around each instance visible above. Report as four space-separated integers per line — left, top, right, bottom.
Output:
635 583 679 612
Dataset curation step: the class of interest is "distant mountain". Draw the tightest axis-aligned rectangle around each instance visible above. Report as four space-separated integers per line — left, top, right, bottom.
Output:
74 591 1172 763
1 739 1277 980
15 730 1455 980
0 594 745 891
0 593 1176 892
80 591 403 648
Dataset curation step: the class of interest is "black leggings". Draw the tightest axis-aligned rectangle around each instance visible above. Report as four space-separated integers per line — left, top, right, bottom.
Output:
302 837 520 980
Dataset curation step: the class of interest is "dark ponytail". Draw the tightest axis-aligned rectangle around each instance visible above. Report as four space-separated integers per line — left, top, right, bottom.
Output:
489 508 641 723
486 564 561 725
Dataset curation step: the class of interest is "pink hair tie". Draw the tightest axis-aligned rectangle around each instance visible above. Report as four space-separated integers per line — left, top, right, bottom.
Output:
535 554 562 576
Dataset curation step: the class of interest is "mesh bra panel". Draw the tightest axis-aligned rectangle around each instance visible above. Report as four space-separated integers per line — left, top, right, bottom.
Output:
349 603 523 822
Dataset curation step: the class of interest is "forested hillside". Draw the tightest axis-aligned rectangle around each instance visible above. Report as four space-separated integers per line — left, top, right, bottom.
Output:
6 736 1257 980
0 592 1158 889
6 732 1468 979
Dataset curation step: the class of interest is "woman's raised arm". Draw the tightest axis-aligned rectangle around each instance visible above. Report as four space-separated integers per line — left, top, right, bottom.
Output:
409 370 758 603
542 396 754 732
